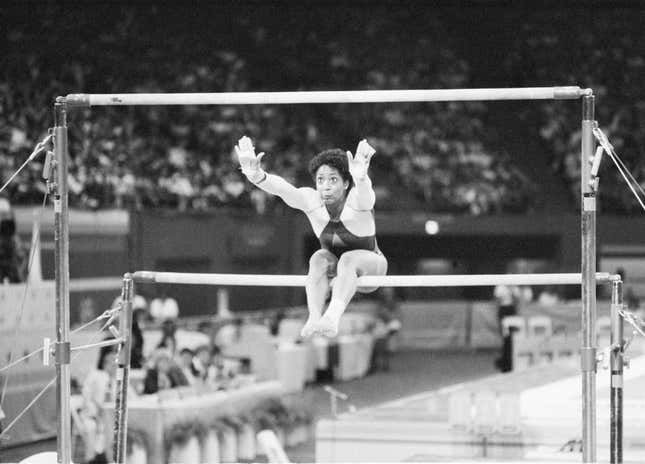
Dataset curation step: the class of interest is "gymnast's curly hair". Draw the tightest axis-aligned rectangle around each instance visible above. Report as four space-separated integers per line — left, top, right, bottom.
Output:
308 148 354 190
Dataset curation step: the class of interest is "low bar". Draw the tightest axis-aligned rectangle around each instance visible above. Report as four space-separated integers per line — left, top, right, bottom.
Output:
133 271 612 287
65 86 587 108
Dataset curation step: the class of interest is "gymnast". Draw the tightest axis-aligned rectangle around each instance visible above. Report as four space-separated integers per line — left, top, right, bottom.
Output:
236 136 387 338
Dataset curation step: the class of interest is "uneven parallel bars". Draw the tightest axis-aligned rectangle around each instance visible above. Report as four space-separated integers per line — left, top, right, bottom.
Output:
133 271 613 287
64 86 590 107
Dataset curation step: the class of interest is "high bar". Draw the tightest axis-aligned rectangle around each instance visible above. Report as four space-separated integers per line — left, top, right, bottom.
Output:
133 271 613 287
64 87 590 107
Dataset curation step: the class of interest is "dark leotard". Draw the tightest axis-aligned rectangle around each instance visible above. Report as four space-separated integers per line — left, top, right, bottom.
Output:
318 212 380 259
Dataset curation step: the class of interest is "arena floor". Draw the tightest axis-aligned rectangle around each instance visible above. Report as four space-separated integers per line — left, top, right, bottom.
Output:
315 352 645 463
5 347 643 463
1 348 499 463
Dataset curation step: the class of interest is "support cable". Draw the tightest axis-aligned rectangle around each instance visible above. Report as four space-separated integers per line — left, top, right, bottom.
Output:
0 305 122 441
0 133 52 195
0 194 48 407
592 126 645 212
0 132 53 406
0 305 121 374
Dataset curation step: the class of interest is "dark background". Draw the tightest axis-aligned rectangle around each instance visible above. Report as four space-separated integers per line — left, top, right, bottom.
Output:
4 0 645 315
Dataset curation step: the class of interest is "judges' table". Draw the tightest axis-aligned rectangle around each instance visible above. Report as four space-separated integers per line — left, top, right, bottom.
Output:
312 333 375 381
337 334 374 380
103 380 284 464
275 342 309 392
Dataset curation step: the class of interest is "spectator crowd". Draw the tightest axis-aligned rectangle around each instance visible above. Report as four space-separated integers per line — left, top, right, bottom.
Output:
2 5 643 215
503 8 645 213
4 5 535 215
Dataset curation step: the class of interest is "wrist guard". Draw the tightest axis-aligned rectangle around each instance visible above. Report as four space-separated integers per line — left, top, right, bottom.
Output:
244 169 267 184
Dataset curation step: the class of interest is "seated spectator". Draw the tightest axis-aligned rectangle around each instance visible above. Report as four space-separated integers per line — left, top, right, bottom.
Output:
178 347 201 385
156 319 178 355
193 344 214 382
214 318 243 348
142 348 189 394
215 354 246 386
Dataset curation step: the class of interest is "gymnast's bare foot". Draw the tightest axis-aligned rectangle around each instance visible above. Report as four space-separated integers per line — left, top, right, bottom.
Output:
313 313 340 338
300 315 320 338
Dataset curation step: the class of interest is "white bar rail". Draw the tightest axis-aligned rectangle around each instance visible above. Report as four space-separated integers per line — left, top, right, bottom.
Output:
65 87 590 107
133 271 613 287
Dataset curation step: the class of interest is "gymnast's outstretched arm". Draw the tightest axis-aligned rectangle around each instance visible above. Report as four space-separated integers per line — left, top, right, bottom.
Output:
235 136 315 211
346 139 376 211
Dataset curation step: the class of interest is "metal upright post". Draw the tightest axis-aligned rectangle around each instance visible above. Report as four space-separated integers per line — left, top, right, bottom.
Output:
581 94 597 462
114 274 134 463
53 97 72 464
610 279 624 464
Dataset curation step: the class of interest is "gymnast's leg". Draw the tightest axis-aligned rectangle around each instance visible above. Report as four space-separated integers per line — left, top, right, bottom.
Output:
301 249 337 337
315 250 388 337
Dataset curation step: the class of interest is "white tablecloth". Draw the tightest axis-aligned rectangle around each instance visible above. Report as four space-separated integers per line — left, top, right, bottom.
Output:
311 333 375 381
103 380 284 464
275 343 308 392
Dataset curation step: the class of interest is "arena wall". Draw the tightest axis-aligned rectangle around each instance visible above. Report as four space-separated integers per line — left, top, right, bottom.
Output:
13 207 645 318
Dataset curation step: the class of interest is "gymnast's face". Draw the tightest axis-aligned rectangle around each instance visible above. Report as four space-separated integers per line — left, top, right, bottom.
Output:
315 164 349 206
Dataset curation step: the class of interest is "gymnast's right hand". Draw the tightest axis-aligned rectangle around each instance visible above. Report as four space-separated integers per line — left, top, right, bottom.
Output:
235 136 266 183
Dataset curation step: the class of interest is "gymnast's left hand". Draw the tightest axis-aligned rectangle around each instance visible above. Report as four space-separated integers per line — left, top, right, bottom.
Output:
347 139 375 180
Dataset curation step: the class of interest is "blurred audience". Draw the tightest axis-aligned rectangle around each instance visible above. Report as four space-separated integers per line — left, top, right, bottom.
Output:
504 9 645 213
3 7 643 215
142 348 189 394
0 6 548 216
178 347 201 385
193 344 215 382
